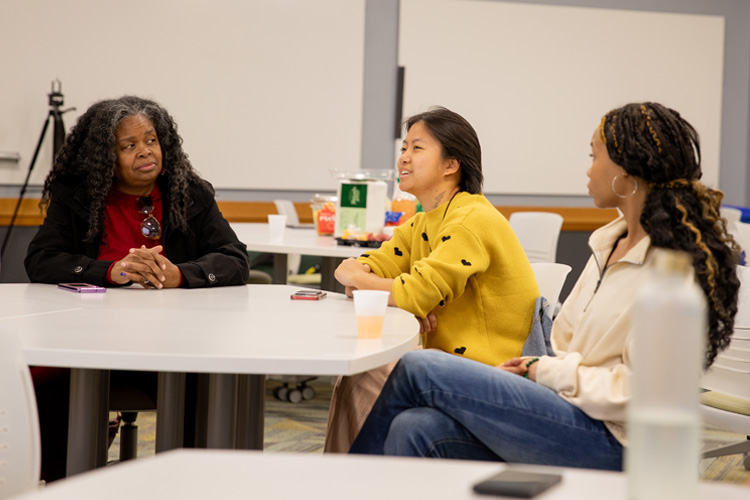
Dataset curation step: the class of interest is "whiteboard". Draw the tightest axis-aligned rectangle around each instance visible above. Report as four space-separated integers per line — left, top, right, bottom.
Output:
0 0 365 190
399 0 725 195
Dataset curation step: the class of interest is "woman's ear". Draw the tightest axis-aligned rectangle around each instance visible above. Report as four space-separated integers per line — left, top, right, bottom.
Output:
444 158 460 176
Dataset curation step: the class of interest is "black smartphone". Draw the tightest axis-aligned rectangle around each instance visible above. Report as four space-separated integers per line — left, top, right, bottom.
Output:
472 469 562 498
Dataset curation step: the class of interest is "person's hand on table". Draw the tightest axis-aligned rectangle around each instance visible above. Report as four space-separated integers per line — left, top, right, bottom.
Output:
417 312 437 334
334 258 371 289
110 245 181 288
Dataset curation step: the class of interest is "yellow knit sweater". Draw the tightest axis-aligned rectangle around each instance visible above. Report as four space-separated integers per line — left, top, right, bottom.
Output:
359 192 538 365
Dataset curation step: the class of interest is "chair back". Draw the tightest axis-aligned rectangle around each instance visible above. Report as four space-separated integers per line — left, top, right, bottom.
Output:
530 262 572 316
700 265 750 434
734 265 750 329
509 212 563 263
720 206 742 226
700 340 750 438
721 207 743 246
0 333 40 498
273 200 301 275
735 221 750 254
273 199 301 226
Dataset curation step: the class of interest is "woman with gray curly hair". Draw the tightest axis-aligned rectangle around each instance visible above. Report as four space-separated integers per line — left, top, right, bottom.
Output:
25 95 249 482
25 95 249 288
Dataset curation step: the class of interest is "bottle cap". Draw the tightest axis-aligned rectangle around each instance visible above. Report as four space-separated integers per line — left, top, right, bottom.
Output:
651 248 692 275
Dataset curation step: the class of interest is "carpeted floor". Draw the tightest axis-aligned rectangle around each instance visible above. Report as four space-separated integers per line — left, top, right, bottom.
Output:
109 379 750 485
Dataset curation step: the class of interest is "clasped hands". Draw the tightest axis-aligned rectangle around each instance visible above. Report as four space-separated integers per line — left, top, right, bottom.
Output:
109 245 180 289
498 357 539 381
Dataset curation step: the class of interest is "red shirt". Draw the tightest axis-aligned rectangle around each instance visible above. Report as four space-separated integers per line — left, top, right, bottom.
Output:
99 186 164 261
100 185 183 286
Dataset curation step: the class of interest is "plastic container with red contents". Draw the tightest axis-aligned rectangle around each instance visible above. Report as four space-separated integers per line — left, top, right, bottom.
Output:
311 194 337 235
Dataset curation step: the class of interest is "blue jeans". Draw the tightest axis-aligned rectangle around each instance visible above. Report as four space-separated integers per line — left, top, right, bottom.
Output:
350 350 624 471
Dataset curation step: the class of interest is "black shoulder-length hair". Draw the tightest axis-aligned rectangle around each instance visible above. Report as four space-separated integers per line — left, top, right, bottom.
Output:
404 106 483 194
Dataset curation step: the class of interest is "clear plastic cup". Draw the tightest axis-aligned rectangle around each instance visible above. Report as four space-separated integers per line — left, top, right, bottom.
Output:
352 290 390 339
268 214 287 242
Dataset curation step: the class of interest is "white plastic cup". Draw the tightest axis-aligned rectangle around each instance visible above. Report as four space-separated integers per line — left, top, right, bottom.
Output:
352 290 390 339
268 214 287 242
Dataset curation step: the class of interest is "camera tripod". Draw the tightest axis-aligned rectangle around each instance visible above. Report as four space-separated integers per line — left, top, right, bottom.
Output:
1 80 75 258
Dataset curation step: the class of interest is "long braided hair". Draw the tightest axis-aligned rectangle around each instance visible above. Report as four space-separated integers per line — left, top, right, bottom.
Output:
41 95 203 242
600 102 739 367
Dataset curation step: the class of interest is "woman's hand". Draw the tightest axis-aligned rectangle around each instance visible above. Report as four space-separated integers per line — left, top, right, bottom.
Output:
334 258 371 289
416 312 437 334
111 245 181 289
498 357 539 381
335 258 396 305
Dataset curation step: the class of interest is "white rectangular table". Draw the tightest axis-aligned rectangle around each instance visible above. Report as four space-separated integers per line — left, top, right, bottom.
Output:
231 223 369 291
11 449 750 500
1 284 418 476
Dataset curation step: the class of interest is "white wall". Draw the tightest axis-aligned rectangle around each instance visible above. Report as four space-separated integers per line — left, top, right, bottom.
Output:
0 0 742 201
0 0 365 191
400 0 725 195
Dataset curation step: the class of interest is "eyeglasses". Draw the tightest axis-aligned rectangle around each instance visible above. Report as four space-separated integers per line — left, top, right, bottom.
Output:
135 196 161 240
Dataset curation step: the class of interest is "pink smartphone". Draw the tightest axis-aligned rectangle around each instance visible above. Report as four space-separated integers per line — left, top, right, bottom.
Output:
290 290 327 300
58 283 106 293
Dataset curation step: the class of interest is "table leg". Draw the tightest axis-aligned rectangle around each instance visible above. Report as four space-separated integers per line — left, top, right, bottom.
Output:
321 256 346 293
155 372 186 453
193 374 209 448
235 374 265 449
66 368 109 477
272 253 288 284
206 373 237 449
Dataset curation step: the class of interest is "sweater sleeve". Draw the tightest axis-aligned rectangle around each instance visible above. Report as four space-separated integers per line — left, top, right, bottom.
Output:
536 319 633 423
392 224 489 318
357 222 414 279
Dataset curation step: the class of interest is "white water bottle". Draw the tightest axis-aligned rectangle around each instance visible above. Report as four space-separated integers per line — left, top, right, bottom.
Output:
627 249 706 500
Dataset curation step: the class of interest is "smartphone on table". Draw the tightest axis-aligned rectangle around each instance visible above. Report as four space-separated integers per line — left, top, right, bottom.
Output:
58 283 106 293
290 290 327 300
472 469 562 498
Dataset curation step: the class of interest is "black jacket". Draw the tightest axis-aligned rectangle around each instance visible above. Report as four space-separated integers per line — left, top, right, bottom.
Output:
25 177 250 287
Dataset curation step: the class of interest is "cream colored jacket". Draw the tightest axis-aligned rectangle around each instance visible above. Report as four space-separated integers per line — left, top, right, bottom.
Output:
536 216 654 445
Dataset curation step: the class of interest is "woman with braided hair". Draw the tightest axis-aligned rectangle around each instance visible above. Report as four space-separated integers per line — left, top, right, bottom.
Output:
348 102 739 470
25 96 250 481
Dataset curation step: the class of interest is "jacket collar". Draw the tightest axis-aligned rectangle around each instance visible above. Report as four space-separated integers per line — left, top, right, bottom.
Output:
589 215 651 271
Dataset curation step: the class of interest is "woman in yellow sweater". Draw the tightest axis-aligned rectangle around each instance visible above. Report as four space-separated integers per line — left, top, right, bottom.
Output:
326 107 539 452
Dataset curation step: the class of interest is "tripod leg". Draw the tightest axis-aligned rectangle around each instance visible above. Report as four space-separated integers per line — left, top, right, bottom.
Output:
0 113 51 258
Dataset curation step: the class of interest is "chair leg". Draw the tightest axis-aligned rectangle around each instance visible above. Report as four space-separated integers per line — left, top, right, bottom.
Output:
119 411 139 462
702 436 750 460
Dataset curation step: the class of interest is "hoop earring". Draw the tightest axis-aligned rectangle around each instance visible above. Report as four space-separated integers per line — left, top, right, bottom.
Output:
612 173 638 199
